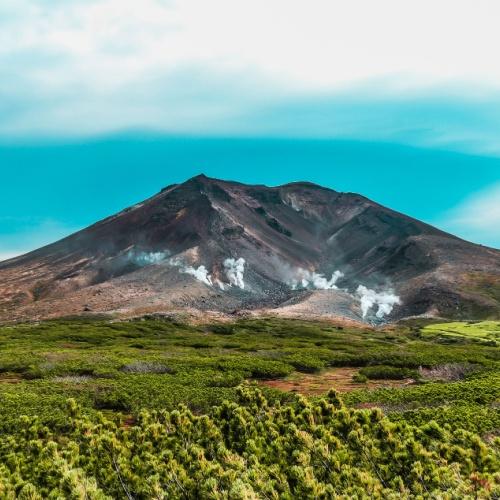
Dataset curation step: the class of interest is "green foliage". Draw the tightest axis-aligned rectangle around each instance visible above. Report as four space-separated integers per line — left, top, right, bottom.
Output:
0 316 498 496
283 353 326 373
93 388 132 411
352 373 368 383
390 403 500 437
209 324 236 335
0 388 498 498
0 317 498 425
345 371 500 408
422 321 500 344
359 365 419 380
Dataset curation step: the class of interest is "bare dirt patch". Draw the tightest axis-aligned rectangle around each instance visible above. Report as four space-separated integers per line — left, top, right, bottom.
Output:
259 367 415 396
0 373 23 384
121 415 137 429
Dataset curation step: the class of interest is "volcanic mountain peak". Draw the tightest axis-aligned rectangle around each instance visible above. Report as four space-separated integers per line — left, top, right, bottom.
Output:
0 175 499 324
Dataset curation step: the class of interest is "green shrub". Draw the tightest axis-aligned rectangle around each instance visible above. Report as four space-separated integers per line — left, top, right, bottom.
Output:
93 390 131 411
209 324 236 335
207 371 245 387
129 342 145 349
352 373 368 383
249 361 293 379
0 389 497 498
359 365 419 380
284 354 326 373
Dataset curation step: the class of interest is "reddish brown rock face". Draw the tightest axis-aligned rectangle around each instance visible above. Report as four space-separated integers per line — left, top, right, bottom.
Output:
0 174 499 323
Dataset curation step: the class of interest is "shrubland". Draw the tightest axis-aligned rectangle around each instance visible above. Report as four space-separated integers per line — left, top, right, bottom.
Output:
0 317 498 497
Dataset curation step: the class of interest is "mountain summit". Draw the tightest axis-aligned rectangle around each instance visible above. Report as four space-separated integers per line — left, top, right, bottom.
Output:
1 175 499 323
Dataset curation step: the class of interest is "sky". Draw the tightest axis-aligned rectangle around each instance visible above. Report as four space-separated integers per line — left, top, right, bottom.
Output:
1 0 499 259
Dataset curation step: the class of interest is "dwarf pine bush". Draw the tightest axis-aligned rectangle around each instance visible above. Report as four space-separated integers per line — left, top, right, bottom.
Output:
0 387 498 499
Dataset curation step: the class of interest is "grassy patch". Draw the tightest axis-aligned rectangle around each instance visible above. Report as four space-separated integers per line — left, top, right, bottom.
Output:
421 321 500 343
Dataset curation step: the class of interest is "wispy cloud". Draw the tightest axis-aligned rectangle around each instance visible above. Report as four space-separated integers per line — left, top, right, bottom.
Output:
437 183 500 249
0 217 79 261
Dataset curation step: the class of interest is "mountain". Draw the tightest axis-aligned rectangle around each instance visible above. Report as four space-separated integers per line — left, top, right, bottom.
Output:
0 174 499 323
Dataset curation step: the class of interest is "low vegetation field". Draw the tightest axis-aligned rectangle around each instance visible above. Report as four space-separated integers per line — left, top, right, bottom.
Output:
421 320 500 343
0 317 498 497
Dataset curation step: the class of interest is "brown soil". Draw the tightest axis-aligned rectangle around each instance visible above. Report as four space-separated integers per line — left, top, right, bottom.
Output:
0 373 23 384
121 415 136 429
258 367 415 396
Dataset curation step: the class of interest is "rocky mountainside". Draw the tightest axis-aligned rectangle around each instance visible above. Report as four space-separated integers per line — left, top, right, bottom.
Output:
0 174 499 323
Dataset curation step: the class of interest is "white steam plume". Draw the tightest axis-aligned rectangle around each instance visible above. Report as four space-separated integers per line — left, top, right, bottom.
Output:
290 269 344 290
270 255 400 322
128 251 169 266
164 256 248 289
356 285 401 319
168 257 214 287
224 257 246 289
181 265 213 286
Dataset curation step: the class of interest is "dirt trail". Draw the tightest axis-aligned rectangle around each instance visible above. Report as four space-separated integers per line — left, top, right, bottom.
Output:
259 367 414 395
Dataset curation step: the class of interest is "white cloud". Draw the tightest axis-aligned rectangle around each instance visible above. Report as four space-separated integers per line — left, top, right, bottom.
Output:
0 218 79 261
438 183 500 248
4 0 500 89
2 0 500 148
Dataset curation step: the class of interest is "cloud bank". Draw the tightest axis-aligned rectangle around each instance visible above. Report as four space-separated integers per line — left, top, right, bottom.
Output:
1 0 500 155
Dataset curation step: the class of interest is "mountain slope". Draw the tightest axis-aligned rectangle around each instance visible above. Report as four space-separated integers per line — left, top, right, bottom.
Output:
0 174 499 323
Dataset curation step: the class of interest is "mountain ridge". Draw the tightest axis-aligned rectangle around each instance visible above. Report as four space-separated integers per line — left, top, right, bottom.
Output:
0 174 498 323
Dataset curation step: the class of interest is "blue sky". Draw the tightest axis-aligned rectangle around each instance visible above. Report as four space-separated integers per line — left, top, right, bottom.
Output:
1 0 500 258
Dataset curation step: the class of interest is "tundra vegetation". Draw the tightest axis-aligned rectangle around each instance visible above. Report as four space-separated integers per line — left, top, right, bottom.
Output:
0 317 498 498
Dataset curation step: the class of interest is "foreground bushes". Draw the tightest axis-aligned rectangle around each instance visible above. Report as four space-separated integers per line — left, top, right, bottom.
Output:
0 387 498 499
